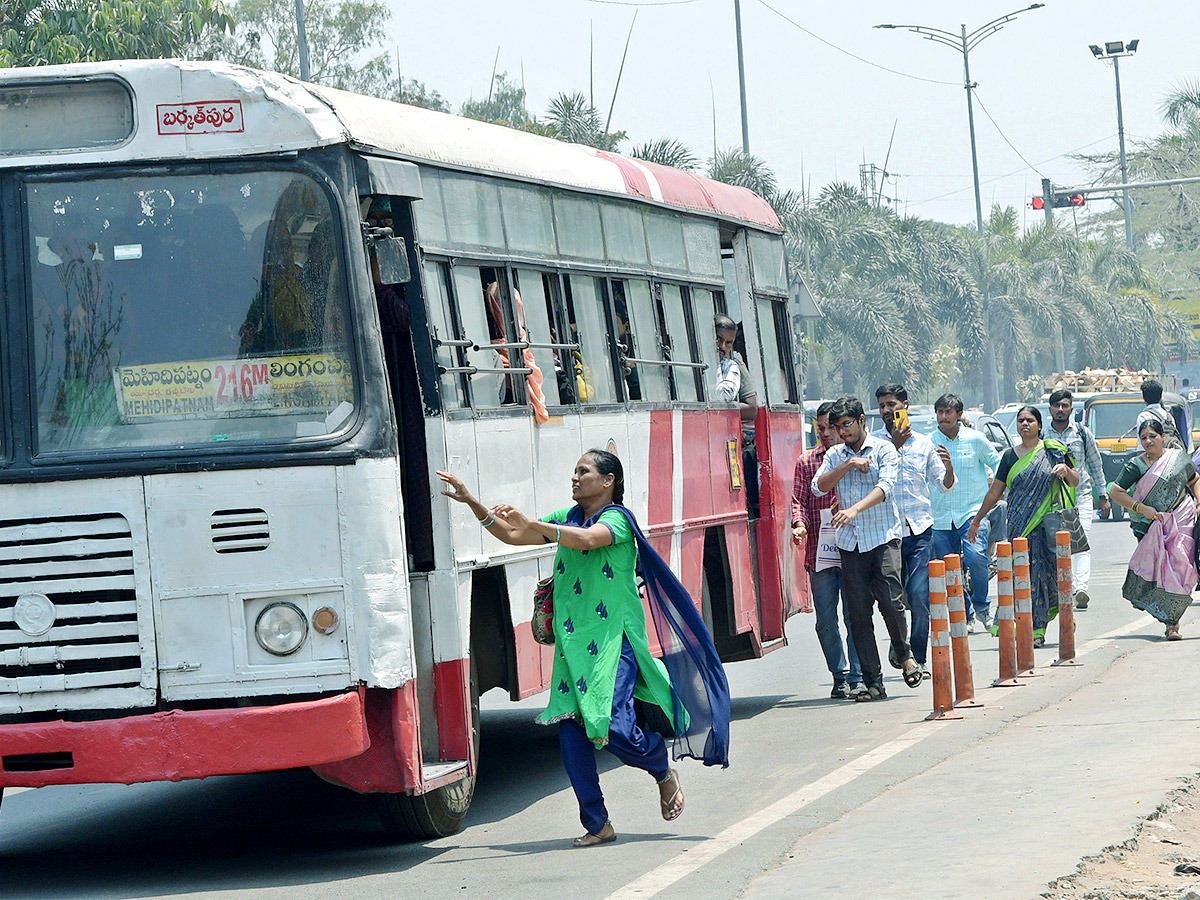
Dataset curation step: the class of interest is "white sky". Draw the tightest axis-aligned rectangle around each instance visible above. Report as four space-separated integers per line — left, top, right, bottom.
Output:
386 0 1191 231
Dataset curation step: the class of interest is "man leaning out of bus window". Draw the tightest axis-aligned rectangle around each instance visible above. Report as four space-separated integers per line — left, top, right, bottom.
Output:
715 315 759 514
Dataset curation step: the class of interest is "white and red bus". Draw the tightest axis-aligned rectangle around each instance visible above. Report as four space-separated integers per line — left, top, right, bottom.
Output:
0 59 807 838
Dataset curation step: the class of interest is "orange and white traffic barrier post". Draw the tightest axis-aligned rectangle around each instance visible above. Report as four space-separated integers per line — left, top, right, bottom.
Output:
926 559 963 721
1013 536 1041 678
992 541 1022 687
1053 530 1080 667
944 554 982 708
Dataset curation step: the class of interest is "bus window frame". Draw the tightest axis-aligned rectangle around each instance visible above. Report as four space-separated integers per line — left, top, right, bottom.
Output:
15 157 377 469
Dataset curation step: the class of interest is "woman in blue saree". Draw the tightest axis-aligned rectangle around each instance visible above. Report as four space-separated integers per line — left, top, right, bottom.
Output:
969 406 1079 646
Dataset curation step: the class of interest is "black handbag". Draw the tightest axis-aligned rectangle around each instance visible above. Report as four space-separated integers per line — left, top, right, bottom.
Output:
1051 480 1089 554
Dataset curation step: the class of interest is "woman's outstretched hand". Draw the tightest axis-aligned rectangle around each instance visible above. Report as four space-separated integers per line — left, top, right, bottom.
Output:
437 470 472 504
494 504 533 531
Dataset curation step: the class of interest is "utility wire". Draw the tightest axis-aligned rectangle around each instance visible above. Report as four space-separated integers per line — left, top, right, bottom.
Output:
585 0 697 6
754 0 959 87
972 89 1044 178
912 135 1118 205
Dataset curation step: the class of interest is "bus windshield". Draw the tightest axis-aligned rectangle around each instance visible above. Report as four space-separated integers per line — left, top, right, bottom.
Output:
26 170 355 453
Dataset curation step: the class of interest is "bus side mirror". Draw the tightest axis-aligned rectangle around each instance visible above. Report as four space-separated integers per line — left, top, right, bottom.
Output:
374 235 411 285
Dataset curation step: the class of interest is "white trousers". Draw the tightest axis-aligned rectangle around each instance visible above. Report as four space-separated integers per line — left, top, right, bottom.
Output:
1074 490 1094 594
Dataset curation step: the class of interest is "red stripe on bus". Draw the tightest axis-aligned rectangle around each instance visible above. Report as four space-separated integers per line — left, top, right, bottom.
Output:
647 410 674 528
0 690 368 788
435 657 474 766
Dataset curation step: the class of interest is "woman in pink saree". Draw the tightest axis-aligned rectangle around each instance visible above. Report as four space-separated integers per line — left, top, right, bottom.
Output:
1109 419 1200 639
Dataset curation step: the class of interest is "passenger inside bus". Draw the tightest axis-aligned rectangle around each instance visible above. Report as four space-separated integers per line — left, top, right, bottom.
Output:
612 290 641 401
238 221 317 356
715 315 759 516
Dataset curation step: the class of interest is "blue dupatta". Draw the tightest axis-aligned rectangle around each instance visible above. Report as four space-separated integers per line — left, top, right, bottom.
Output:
600 504 731 768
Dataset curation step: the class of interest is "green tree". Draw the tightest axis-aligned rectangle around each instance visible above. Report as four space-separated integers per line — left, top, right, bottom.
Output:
397 76 449 112
203 0 392 96
542 91 624 150
0 0 232 67
628 138 698 171
460 72 532 127
707 147 778 201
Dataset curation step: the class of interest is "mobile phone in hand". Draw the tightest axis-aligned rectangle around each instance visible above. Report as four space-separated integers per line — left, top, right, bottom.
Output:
893 408 909 431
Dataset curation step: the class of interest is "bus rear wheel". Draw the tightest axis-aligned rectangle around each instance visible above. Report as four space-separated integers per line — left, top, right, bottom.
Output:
373 663 480 840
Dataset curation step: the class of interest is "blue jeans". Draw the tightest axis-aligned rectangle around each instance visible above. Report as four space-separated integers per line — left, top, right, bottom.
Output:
901 528 933 664
808 567 861 686
932 519 991 618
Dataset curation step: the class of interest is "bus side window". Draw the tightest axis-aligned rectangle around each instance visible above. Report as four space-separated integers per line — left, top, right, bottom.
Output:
756 293 798 405
450 265 523 410
515 269 565 406
563 275 618 404
424 260 468 410
622 278 669 402
657 283 701 402
610 281 641 401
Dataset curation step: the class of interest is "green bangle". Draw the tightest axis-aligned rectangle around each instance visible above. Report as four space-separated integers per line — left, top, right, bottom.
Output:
555 524 561 543
480 513 496 528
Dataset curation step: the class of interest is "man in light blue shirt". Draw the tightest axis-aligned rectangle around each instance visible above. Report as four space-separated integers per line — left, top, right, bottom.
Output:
930 393 1000 632
875 383 955 675
814 395 919 700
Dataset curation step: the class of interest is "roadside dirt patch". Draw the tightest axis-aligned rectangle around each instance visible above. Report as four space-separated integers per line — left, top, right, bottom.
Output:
1042 777 1200 900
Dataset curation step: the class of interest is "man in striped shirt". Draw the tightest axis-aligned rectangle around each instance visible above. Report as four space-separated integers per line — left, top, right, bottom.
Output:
874 384 955 677
813 396 920 700
792 401 861 699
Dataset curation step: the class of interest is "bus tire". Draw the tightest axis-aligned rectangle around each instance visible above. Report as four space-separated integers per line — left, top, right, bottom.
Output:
373 662 480 840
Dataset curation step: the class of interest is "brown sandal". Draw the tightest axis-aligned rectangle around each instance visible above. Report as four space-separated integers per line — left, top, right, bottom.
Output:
573 821 616 848
658 769 684 821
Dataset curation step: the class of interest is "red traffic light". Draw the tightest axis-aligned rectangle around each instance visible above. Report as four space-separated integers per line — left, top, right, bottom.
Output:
1051 192 1087 208
1032 196 1045 210
1068 193 1085 206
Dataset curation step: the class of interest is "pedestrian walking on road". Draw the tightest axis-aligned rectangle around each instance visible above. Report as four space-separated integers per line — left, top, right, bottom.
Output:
792 401 862 699
438 451 730 848
1107 418 1200 640
1043 389 1109 610
874 384 954 679
930 394 1001 633
969 406 1079 647
813 396 922 700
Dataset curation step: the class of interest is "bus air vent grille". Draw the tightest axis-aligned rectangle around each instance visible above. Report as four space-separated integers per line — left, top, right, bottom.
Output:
0 513 142 694
210 508 270 553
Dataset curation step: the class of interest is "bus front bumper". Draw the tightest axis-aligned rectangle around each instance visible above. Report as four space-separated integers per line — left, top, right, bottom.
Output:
0 690 369 788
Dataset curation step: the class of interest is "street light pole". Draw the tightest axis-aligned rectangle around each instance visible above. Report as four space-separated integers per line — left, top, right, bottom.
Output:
960 23 984 235
734 0 750 154
295 0 311 82
875 4 1045 236
1112 55 1134 249
1089 40 1139 250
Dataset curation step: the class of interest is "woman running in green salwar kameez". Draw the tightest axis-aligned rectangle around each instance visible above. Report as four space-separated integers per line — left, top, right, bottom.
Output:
438 452 688 848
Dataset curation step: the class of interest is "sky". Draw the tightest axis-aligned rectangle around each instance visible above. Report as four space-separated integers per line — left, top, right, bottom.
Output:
385 0 1192 232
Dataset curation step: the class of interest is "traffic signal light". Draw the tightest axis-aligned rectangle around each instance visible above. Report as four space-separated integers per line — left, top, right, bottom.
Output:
1032 196 1045 210
1052 192 1085 208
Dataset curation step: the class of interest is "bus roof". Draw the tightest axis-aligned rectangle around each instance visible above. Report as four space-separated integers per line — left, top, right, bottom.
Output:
0 58 782 232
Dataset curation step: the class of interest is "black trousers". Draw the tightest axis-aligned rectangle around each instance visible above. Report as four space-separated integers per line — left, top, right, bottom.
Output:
839 539 911 685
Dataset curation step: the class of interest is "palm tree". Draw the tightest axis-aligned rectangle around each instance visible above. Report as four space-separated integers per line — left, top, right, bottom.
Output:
543 91 623 150
628 138 698 171
707 148 778 202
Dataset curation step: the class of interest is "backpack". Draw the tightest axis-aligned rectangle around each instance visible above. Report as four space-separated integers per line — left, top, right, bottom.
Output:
1147 406 1183 444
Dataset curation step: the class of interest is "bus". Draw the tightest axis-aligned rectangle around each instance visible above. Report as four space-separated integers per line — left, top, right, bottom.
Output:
0 59 807 839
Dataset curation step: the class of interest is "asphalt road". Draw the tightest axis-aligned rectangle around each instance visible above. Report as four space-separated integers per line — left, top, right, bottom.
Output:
0 518 1171 900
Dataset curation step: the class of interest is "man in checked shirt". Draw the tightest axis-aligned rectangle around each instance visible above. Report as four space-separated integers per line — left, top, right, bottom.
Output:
813 396 921 701
875 384 955 679
792 401 862 699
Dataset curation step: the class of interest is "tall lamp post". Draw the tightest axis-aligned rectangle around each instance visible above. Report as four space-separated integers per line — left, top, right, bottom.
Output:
1089 40 1139 250
876 4 1045 236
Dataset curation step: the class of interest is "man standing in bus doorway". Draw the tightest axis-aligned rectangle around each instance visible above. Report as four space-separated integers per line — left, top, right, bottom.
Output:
930 393 1000 633
792 401 862 699
1043 389 1108 609
715 315 759 515
813 396 921 700
874 384 954 678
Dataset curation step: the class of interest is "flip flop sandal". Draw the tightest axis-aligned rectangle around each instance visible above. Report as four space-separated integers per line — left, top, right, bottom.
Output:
573 822 617 848
659 769 684 821
903 666 923 689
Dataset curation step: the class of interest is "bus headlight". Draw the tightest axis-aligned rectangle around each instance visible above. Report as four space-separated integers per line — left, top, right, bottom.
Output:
254 602 308 656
